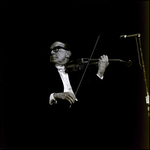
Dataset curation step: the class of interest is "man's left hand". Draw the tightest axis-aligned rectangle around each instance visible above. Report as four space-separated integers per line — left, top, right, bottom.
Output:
97 55 109 77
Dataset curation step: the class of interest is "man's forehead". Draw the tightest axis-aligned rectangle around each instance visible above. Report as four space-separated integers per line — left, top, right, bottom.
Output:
50 41 65 49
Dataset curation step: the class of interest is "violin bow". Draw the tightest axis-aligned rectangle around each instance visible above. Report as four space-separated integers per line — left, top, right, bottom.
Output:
75 34 101 96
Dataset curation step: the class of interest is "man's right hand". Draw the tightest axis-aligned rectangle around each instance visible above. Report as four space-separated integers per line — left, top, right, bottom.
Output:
54 92 77 105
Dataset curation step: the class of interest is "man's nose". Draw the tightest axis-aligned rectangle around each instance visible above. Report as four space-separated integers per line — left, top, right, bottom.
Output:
51 50 55 54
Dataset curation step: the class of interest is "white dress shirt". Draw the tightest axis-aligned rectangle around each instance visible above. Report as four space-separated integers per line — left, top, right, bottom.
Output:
49 65 76 105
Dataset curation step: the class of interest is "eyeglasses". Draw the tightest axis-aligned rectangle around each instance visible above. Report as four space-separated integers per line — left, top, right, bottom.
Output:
50 46 69 53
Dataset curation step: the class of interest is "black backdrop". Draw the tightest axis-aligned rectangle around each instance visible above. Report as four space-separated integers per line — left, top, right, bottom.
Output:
1 0 149 149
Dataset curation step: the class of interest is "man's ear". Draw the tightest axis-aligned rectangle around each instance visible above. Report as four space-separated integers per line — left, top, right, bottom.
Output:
66 51 72 58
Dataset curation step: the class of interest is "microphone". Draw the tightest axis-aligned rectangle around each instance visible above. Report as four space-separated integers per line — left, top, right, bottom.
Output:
120 33 141 39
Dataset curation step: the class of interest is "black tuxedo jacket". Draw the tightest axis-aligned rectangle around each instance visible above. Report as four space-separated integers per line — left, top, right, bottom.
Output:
40 64 131 148
44 64 108 111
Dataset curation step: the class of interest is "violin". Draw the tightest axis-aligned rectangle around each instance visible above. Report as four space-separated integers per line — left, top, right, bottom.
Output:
66 58 132 72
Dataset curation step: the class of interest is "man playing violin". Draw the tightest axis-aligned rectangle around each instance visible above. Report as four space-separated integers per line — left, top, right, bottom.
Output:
49 41 109 106
43 40 125 148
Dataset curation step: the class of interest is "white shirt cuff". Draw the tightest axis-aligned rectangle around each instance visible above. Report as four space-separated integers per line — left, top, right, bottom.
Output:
96 74 104 80
49 93 57 105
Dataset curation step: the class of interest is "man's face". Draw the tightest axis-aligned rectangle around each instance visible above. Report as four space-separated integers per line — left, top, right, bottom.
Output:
50 41 71 65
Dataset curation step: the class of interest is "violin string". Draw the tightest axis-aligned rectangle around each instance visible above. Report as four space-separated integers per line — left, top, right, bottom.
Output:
75 34 101 96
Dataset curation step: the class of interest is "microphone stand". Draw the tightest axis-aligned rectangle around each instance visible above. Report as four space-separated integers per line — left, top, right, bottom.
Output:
135 34 149 117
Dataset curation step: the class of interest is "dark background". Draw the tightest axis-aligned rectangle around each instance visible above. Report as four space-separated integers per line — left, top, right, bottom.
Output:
1 0 149 149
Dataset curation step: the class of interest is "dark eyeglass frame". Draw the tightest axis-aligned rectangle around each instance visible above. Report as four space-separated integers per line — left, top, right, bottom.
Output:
50 46 69 53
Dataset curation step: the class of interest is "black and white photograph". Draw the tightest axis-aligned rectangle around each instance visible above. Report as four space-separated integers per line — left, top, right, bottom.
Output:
1 0 149 149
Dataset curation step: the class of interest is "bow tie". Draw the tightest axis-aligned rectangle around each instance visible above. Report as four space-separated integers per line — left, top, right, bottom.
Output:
56 65 66 72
